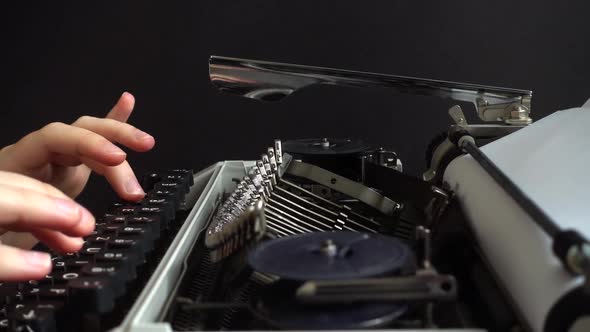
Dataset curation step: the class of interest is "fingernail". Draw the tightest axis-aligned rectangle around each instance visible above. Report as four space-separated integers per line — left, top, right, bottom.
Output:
23 251 51 268
73 237 85 247
55 198 81 218
125 178 146 196
134 129 153 141
80 207 95 229
105 144 126 156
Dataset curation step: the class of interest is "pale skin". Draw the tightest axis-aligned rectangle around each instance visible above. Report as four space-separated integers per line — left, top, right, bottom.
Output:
0 92 154 281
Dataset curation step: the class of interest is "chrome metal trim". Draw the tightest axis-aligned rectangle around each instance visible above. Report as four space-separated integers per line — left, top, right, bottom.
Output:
209 55 532 123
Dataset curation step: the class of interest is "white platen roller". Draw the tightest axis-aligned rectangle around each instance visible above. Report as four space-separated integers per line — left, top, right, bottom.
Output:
444 99 590 332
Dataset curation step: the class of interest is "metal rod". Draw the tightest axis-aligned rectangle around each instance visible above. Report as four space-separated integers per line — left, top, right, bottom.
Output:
265 211 312 234
181 302 251 311
275 186 339 217
270 194 340 228
275 181 378 232
266 203 331 231
280 179 381 226
265 206 323 233
272 190 339 222
265 216 299 236
344 218 377 233
265 224 290 237
460 140 560 237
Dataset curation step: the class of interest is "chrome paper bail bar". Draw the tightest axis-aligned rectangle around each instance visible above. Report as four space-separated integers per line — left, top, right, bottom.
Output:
209 55 533 124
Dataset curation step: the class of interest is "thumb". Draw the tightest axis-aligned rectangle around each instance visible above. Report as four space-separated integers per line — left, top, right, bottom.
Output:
0 244 51 281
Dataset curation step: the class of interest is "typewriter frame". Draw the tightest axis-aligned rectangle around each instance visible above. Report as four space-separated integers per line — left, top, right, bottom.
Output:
114 56 537 331
113 160 487 332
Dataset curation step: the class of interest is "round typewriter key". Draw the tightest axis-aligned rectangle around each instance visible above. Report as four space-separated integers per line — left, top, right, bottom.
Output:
168 168 194 185
163 174 190 193
52 259 66 272
140 172 162 192
79 246 104 258
103 215 127 224
68 277 115 313
143 199 175 220
151 189 181 210
107 238 139 250
96 224 122 235
34 275 57 286
81 264 126 297
114 235 153 253
116 206 139 215
119 225 154 241
50 272 80 284
146 197 166 204
0 283 18 304
36 286 69 301
95 251 139 280
128 215 162 233
153 183 183 206
87 235 113 246
63 258 91 271
8 305 57 332
22 286 41 300
138 205 173 224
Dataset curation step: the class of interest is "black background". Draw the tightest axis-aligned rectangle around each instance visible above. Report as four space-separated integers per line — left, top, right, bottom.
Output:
1 2 589 213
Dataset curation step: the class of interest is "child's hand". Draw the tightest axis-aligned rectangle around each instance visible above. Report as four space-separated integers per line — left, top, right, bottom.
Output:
0 171 94 281
0 92 155 201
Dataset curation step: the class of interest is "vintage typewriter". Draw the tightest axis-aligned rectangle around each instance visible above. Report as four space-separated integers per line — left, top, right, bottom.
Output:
1 56 589 332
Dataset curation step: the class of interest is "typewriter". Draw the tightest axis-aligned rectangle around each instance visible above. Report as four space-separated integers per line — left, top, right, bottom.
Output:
1 57 589 332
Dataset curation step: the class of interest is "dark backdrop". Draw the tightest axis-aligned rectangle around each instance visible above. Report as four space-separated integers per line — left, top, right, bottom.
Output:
2 2 590 213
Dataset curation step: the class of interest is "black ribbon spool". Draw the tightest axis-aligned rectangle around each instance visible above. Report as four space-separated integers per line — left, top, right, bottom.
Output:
248 231 416 329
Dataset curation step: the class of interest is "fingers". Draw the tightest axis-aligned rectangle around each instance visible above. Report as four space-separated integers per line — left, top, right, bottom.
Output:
107 91 135 122
0 245 52 281
0 244 51 281
0 172 95 237
32 229 85 253
9 122 127 172
89 92 149 202
82 158 145 201
47 166 92 199
56 93 151 202
73 116 155 152
0 171 69 199
7 117 154 174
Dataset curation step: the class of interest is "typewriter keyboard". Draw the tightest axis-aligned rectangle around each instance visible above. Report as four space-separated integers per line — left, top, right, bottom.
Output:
0 169 195 332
